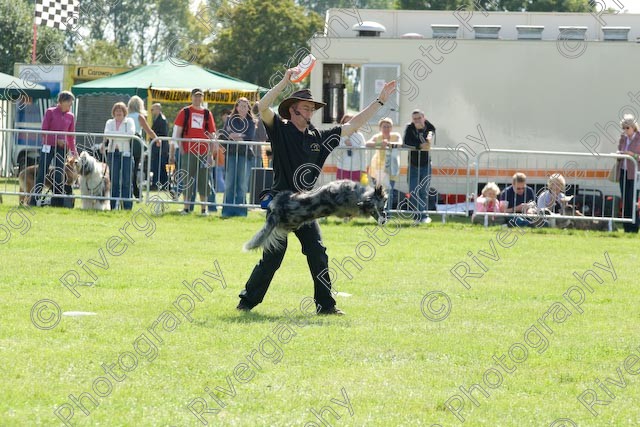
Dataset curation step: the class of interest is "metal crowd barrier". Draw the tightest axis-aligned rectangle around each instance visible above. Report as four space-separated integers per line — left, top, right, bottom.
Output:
0 128 148 209
319 145 472 220
1 127 636 231
0 131 474 219
473 149 637 227
145 137 270 211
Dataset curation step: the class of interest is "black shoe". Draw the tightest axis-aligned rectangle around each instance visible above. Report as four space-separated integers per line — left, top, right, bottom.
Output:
317 306 346 316
236 301 253 312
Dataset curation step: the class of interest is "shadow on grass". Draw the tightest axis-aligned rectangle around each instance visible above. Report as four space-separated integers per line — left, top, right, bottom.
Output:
323 217 424 228
194 312 349 328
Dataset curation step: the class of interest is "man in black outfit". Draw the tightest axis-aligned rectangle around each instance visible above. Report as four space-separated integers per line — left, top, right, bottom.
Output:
150 103 169 190
237 67 396 315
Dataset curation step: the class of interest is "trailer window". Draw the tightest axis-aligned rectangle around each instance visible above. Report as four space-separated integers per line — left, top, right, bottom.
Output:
321 63 400 125
361 64 400 125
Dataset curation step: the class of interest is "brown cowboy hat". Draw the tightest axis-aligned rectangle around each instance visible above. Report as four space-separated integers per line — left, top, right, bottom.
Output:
278 89 326 120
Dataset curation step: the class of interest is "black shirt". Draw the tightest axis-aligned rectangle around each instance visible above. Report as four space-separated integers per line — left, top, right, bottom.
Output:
152 114 169 137
403 120 436 167
265 114 341 192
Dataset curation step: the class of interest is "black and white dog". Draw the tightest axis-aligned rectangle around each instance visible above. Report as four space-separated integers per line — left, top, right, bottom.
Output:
244 180 388 252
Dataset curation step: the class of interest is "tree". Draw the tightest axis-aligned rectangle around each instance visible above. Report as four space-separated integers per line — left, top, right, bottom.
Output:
519 0 593 12
73 40 132 67
130 0 195 64
395 0 593 10
75 0 194 65
0 0 32 75
296 0 396 16
0 0 68 76
395 0 472 9
209 0 324 87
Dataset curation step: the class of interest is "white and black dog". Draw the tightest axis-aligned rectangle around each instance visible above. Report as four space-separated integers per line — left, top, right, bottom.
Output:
244 180 388 252
75 151 111 211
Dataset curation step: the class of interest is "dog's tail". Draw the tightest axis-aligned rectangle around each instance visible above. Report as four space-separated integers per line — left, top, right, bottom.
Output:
243 215 286 252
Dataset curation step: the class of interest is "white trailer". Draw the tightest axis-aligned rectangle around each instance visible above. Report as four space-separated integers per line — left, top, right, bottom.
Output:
308 8 640 197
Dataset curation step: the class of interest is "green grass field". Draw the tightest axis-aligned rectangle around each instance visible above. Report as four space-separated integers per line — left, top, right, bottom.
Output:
1 197 640 426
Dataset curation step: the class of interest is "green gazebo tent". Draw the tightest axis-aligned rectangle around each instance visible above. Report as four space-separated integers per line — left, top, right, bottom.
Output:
71 59 267 106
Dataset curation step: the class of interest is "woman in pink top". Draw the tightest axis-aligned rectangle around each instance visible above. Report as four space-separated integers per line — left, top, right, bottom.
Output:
31 91 77 207
472 182 506 225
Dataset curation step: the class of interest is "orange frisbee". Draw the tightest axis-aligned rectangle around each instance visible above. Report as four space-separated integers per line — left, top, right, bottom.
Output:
291 54 316 83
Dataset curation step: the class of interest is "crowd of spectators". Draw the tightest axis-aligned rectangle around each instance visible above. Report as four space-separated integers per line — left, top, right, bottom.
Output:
23 91 640 232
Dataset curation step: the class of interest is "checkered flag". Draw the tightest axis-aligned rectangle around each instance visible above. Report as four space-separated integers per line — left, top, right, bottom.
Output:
34 0 78 30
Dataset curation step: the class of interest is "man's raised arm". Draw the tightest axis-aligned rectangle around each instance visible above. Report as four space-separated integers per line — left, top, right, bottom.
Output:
341 81 397 138
256 68 296 128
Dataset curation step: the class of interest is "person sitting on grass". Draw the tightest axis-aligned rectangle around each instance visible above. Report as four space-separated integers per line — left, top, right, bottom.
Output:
472 182 506 225
537 173 572 214
500 172 536 227
500 172 535 214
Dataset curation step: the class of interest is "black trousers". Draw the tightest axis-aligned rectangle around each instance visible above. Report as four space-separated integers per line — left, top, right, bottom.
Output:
239 219 336 311
30 146 72 207
619 169 639 233
150 141 169 189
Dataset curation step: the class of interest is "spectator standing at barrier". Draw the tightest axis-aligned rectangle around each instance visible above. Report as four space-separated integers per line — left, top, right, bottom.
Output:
236 67 396 316
31 91 78 207
169 88 217 216
150 103 169 190
248 115 267 179
215 108 232 194
240 113 269 209
103 102 136 210
336 114 366 183
253 104 271 168
616 114 640 233
241 109 264 197
220 97 256 218
127 96 157 198
204 111 230 212
220 109 231 127
403 109 436 224
254 117 268 151
366 117 401 209
168 137 180 200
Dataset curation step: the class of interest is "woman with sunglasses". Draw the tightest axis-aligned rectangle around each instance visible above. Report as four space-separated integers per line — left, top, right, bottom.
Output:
616 114 640 232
